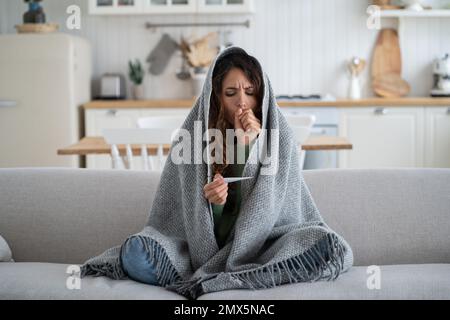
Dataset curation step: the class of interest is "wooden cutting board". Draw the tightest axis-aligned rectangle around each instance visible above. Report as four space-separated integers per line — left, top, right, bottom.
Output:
373 73 410 98
371 29 402 79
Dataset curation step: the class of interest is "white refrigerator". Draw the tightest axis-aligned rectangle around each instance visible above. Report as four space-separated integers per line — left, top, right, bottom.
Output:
0 33 91 168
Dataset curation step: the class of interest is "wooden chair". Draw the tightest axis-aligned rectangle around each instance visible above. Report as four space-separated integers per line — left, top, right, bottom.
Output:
135 116 186 170
284 114 316 169
102 127 180 171
137 115 185 130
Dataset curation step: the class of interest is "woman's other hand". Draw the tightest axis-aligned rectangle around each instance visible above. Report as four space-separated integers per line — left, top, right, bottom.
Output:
203 173 229 205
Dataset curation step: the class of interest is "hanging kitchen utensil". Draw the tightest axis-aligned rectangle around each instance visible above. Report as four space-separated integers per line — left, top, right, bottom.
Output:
176 51 191 80
147 33 179 76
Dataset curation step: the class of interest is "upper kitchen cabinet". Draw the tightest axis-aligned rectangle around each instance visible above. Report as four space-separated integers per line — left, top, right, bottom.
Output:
89 0 143 15
142 0 197 14
197 0 254 14
88 0 253 14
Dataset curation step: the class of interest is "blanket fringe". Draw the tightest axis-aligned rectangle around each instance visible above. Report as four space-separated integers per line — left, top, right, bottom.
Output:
80 235 183 287
168 232 347 299
80 258 128 280
166 276 205 300
230 232 346 290
82 232 347 300
80 246 128 280
135 235 183 287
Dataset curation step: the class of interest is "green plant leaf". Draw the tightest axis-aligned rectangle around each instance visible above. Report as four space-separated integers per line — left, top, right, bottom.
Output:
128 59 144 85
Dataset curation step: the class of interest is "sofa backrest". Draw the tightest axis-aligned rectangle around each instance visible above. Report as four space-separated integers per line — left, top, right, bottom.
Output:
0 168 160 264
303 168 450 266
0 168 449 266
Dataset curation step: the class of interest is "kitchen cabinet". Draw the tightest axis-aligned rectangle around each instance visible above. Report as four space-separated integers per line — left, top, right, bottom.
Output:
142 0 197 14
88 0 253 14
84 107 190 169
85 109 141 136
424 107 450 168
338 107 425 169
139 108 190 118
88 0 143 15
197 0 254 14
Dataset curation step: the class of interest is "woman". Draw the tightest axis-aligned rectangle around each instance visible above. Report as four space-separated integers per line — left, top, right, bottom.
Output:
81 47 353 299
120 50 265 284
204 51 264 250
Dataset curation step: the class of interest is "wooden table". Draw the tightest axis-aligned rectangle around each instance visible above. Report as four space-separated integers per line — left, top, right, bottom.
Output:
57 136 353 156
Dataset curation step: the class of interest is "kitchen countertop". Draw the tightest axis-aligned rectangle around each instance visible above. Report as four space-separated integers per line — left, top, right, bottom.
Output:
83 97 450 109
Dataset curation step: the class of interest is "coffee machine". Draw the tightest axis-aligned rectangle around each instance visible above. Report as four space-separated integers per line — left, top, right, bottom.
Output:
431 53 450 97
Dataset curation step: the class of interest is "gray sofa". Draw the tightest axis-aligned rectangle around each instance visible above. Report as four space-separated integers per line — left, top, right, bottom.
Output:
0 167 449 300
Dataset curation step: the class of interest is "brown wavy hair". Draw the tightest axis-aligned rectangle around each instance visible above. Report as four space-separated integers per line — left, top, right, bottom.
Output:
209 50 264 176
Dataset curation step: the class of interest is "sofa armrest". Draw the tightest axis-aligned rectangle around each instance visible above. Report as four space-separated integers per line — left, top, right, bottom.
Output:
0 235 13 262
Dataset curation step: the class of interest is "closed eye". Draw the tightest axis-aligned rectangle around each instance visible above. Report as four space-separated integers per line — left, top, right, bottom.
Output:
225 90 254 97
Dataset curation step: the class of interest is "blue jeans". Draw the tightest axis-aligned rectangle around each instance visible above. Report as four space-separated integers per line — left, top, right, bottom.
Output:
120 236 160 286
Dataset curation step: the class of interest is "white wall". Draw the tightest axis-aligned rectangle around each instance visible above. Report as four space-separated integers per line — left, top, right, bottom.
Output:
1 0 450 99
0 0 7 34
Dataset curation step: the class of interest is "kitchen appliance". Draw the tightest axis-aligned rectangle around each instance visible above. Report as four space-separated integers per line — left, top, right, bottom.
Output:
280 106 339 170
99 73 126 99
431 53 450 97
0 34 91 168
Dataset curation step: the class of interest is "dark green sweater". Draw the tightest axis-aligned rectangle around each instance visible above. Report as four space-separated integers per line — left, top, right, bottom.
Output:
212 140 255 249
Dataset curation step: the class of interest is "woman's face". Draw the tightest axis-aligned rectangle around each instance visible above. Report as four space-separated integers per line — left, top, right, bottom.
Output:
220 67 258 126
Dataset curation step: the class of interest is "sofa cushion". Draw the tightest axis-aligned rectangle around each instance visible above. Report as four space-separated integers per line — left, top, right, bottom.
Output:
1 263 448 300
0 235 13 262
0 262 186 300
198 264 450 300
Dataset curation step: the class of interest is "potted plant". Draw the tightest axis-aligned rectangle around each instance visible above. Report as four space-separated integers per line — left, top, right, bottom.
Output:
23 0 46 24
128 59 145 100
